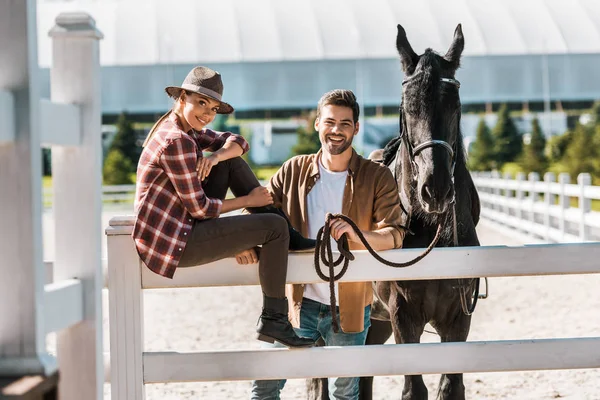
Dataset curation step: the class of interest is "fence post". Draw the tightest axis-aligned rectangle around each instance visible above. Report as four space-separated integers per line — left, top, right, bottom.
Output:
515 172 526 224
578 173 591 241
528 172 540 236
48 13 104 399
491 170 501 211
503 172 512 216
107 220 145 400
0 0 55 377
558 173 570 241
544 172 555 241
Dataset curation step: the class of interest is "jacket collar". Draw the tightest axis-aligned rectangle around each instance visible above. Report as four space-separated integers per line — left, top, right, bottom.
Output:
309 148 361 179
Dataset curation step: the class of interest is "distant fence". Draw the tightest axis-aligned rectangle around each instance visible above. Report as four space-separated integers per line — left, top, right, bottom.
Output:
473 172 600 242
44 184 136 206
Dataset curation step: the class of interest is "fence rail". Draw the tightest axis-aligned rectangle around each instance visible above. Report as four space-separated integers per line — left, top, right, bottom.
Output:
472 172 600 242
106 217 600 399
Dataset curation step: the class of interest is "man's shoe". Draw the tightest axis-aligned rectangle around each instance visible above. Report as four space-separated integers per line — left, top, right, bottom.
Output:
257 296 316 348
248 206 316 251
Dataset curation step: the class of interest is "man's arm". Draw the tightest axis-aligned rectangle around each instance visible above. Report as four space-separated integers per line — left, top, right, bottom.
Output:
328 221 396 251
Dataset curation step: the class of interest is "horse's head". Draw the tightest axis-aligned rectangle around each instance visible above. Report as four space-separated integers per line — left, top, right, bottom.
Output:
397 24 464 214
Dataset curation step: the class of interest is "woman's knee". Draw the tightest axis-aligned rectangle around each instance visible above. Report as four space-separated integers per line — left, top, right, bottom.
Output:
260 214 289 240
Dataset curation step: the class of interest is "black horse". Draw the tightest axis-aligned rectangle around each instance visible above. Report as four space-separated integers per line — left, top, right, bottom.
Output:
308 23 482 400
364 23 482 400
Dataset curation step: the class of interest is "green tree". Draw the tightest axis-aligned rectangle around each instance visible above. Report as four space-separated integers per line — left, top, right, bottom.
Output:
103 149 135 185
519 117 548 174
561 123 596 180
547 130 572 163
468 118 495 171
109 112 140 171
212 114 228 132
590 100 600 126
41 148 52 176
291 113 321 156
492 104 522 168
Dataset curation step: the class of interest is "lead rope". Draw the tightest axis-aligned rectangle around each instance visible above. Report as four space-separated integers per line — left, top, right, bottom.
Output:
314 213 443 333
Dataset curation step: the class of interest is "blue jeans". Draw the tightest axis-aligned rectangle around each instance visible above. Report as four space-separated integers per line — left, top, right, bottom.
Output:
251 297 371 400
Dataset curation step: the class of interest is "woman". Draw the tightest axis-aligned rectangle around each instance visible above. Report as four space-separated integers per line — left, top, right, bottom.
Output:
133 66 314 347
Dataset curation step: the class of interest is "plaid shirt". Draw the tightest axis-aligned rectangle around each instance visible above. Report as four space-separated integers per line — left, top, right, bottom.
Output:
133 112 249 278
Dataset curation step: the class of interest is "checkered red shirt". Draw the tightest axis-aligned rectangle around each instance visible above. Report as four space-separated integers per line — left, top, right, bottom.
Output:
133 112 249 278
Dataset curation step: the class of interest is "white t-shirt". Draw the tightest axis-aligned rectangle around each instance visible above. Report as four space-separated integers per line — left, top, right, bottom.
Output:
303 158 348 306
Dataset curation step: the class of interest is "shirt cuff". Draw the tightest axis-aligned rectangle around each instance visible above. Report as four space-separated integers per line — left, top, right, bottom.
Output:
227 135 250 155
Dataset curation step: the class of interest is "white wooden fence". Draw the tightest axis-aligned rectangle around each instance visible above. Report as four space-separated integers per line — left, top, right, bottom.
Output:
106 216 600 399
473 171 600 243
0 3 103 399
43 184 136 206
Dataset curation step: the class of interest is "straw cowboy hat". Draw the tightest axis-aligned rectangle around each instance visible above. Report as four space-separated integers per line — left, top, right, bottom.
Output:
165 66 234 114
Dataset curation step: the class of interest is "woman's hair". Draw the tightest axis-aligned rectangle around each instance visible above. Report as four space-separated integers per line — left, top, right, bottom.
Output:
142 90 189 147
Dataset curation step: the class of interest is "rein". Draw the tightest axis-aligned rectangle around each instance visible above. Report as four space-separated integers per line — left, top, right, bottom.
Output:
314 213 443 333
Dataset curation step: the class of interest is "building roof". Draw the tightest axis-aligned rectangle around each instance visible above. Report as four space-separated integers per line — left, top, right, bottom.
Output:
36 0 600 112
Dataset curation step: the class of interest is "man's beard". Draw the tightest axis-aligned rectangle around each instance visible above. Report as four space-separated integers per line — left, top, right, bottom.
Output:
325 135 353 155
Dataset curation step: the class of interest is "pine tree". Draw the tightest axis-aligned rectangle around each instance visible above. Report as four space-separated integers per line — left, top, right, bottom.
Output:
492 104 522 168
562 123 595 180
520 117 547 174
291 113 321 156
468 118 495 171
109 112 140 171
590 100 600 126
103 149 135 185
212 114 228 132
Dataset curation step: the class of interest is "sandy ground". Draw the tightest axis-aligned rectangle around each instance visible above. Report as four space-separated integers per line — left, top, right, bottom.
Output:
43 207 600 400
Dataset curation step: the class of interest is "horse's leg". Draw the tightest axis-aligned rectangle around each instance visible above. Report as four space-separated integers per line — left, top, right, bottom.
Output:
389 287 428 400
306 337 328 400
435 309 471 400
306 377 328 400
359 318 393 400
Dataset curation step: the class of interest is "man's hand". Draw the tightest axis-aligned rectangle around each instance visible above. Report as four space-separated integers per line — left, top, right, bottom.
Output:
235 248 258 265
197 154 219 181
329 218 360 243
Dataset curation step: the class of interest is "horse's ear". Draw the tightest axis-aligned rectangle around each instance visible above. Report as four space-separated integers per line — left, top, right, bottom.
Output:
444 24 464 70
396 24 419 75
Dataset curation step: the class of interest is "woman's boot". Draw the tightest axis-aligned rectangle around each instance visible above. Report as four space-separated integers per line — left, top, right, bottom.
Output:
247 206 316 251
257 296 316 348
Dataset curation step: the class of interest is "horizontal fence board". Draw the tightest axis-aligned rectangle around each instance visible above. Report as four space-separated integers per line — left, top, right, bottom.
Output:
143 337 600 383
40 99 81 146
44 279 83 334
139 241 600 289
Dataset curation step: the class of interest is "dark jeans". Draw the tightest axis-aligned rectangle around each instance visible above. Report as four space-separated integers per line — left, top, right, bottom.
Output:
178 157 289 298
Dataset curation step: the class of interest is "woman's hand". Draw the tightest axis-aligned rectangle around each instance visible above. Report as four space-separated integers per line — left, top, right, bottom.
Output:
197 154 219 181
246 186 273 207
235 248 258 265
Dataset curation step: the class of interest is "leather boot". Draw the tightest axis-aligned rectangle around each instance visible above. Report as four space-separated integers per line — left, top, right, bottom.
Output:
247 206 316 251
257 296 316 348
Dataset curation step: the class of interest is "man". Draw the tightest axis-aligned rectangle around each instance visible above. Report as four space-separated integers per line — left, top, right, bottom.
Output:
249 89 405 400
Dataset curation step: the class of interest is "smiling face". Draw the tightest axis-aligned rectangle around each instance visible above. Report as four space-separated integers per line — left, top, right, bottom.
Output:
177 91 221 131
315 104 359 156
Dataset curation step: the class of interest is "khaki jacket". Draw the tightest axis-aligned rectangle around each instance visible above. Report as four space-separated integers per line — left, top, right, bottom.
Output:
268 149 405 333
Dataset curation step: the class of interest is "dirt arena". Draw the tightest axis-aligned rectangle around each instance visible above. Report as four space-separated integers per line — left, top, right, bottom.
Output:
44 209 600 399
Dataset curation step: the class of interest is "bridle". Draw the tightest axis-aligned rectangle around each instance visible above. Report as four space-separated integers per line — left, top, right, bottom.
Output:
398 71 484 316
400 72 459 180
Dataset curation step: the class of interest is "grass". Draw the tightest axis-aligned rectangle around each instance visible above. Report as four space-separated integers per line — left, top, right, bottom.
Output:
252 166 279 182
43 176 52 188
